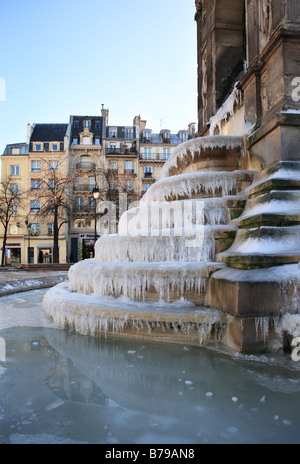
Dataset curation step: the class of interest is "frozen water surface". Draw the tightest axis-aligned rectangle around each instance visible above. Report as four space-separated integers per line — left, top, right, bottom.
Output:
1 289 300 444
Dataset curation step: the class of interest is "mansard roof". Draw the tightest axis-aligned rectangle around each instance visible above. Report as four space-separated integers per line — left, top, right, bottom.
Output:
30 124 68 142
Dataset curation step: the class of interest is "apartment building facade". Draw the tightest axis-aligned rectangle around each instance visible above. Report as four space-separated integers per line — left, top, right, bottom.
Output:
0 109 195 265
27 123 69 264
0 143 29 265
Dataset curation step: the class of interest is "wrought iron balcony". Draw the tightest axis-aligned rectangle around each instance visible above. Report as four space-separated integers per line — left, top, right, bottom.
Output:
76 162 96 171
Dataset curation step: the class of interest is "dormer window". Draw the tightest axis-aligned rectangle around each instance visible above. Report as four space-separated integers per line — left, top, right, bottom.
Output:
161 131 170 144
179 131 188 143
74 121 79 129
125 128 133 139
51 144 58 151
84 120 91 129
109 127 117 138
143 130 152 139
35 144 42 151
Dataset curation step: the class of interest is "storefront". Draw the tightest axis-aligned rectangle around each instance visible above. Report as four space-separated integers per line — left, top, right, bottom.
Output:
79 234 99 260
37 244 53 264
5 243 21 266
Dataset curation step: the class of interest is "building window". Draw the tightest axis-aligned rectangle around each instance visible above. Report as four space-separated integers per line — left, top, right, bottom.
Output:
47 224 54 235
163 148 170 159
95 122 101 129
84 120 91 129
11 166 19 176
109 128 117 138
76 197 84 211
48 201 55 212
95 138 101 145
144 167 152 178
144 148 152 160
31 179 41 190
88 197 96 209
74 122 79 129
125 161 133 174
108 161 117 173
73 138 78 145
51 144 58 151
49 161 58 172
179 132 188 143
144 184 151 191
49 179 59 190
10 184 19 194
31 200 40 212
35 144 42 151
125 128 132 139
126 180 132 192
74 219 85 228
30 224 40 235
12 148 21 155
143 130 151 140
31 161 41 172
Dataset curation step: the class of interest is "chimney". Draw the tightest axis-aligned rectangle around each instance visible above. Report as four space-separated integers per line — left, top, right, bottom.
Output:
101 105 109 125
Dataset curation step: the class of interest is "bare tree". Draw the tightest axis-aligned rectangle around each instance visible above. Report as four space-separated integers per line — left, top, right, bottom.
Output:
0 178 24 267
97 168 140 227
31 156 75 264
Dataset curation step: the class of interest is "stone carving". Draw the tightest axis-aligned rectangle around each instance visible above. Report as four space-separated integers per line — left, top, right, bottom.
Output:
201 49 208 125
259 0 273 50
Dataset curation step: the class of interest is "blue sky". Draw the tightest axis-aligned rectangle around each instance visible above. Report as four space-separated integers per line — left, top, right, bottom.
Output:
0 0 197 156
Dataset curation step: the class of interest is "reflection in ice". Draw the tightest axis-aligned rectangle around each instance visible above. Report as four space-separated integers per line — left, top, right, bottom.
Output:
1 290 300 444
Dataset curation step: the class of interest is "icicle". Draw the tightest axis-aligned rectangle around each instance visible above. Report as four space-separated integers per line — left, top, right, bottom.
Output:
160 135 243 180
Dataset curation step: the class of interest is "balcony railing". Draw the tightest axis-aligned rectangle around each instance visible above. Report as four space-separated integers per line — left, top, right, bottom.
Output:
106 147 137 155
74 184 96 192
76 162 96 171
141 153 170 161
124 169 135 175
144 172 153 178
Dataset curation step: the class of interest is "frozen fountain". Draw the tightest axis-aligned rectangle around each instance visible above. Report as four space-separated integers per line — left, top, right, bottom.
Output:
44 136 300 353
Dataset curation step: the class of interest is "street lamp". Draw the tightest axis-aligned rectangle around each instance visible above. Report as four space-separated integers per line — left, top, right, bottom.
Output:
93 187 100 257
25 219 32 264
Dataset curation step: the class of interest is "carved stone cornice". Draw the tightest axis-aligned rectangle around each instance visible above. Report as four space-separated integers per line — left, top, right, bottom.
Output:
194 0 202 22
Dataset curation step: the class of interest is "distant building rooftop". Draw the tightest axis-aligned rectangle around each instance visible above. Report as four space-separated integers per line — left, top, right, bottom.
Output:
2 143 28 156
30 124 68 142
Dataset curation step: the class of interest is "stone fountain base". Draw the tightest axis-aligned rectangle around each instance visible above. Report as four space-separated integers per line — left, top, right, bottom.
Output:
43 281 228 348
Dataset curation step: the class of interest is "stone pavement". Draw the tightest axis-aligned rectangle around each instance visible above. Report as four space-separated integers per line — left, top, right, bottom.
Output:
0 268 69 297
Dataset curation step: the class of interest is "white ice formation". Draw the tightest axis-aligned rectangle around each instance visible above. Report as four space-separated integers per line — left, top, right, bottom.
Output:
43 136 300 351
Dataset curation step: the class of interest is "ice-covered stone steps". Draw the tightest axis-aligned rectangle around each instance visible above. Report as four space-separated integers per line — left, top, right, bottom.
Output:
160 135 245 179
218 225 300 269
231 190 300 228
95 225 238 263
143 170 255 202
245 161 300 199
68 259 226 305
